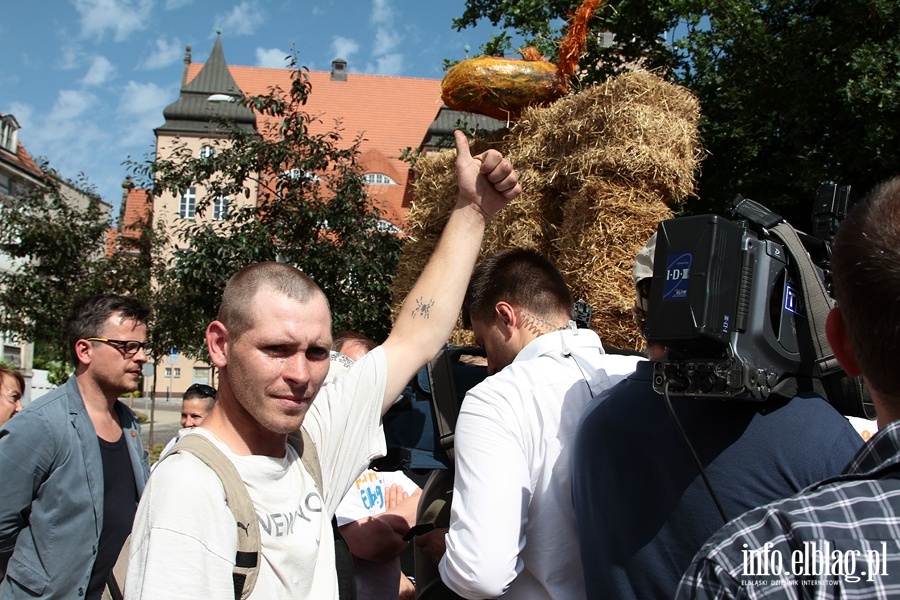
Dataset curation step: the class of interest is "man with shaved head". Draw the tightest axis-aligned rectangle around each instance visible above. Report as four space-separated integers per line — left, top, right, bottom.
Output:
125 132 521 600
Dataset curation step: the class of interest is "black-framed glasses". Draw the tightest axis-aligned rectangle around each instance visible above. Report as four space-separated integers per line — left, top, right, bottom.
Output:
85 338 151 357
185 383 217 397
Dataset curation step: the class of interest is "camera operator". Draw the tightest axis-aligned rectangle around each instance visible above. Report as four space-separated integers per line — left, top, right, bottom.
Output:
572 234 862 600
677 176 900 598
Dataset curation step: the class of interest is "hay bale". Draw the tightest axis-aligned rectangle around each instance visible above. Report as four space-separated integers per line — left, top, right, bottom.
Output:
555 179 673 351
507 70 702 204
391 70 703 347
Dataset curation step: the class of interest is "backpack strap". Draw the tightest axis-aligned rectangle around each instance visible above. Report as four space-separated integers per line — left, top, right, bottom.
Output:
770 223 875 417
165 435 260 600
427 349 462 463
770 223 839 376
287 427 322 493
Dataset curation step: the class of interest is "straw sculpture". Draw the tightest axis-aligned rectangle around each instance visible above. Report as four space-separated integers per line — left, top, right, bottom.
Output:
392 70 703 350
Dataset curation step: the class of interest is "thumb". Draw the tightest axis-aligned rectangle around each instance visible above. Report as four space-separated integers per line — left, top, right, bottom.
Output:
454 130 473 164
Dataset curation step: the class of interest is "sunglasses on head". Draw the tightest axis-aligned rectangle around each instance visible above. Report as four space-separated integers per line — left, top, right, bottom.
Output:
185 383 217 397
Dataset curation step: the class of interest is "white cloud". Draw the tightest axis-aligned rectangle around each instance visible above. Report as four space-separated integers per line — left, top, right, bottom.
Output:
372 27 401 57
60 44 85 70
141 37 184 70
370 0 392 26
51 89 97 122
117 81 173 145
215 2 265 37
331 36 359 62
367 53 403 76
17 90 103 170
74 0 154 42
366 0 404 74
80 55 116 86
255 47 290 69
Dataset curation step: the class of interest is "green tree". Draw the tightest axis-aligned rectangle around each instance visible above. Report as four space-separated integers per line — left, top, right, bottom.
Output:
138 67 402 358
0 168 151 378
452 0 900 226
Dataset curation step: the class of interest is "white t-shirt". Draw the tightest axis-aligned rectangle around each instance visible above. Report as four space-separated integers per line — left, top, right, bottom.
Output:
439 327 641 599
335 469 419 600
153 428 191 468
125 347 388 600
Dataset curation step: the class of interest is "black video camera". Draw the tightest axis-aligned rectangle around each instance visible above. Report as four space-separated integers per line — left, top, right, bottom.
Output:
645 188 873 418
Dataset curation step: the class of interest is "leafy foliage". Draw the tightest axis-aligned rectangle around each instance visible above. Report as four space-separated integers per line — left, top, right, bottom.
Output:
141 67 402 357
0 169 150 371
452 0 900 226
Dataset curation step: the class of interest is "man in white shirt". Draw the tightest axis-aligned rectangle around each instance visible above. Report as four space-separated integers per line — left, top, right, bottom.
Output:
125 132 521 600
416 248 641 599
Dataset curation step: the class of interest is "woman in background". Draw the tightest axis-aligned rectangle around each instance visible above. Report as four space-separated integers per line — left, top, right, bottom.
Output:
0 365 24 426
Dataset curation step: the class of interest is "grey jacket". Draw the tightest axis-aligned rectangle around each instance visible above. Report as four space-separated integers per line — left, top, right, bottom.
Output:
0 376 149 599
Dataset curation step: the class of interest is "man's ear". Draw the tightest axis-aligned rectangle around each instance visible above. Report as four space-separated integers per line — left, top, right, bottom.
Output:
74 339 93 366
494 301 517 332
206 320 229 368
826 307 862 377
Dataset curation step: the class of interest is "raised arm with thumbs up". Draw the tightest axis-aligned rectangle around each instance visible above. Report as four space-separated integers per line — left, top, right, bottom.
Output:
379 131 521 414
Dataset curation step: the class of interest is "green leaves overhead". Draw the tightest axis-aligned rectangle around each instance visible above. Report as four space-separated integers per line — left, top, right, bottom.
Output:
453 0 900 225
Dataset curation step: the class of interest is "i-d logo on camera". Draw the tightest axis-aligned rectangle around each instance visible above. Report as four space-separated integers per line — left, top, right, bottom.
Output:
663 253 692 300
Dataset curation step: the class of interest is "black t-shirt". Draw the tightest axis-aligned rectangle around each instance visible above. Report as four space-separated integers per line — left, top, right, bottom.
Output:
86 433 137 600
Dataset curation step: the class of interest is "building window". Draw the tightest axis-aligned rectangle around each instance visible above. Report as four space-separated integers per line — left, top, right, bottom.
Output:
192 367 210 384
0 117 18 153
213 196 229 220
377 219 401 233
174 368 181 378
0 173 10 197
281 168 320 182
3 345 20 367
363 173 397 185
164 368 171 378
198 145 215 159
179 187 196 219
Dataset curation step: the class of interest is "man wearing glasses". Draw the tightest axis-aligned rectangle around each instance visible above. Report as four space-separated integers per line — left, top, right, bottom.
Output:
0 294 152 600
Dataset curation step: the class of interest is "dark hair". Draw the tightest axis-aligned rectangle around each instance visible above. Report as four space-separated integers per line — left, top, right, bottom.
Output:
64 295 152 365
462 248 573 328
333 331 377 355
831 176 900 400
0 365 25 395
183 383 217 410
218 262 329 340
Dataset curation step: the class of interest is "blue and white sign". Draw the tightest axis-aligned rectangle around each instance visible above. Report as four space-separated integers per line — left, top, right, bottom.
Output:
663 252 692 300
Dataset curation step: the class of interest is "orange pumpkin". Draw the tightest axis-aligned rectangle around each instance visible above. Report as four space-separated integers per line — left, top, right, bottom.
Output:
440 56 568 122
439 0 605 122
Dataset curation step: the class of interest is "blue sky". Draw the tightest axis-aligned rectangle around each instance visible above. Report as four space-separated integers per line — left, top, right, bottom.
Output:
1 0 514 215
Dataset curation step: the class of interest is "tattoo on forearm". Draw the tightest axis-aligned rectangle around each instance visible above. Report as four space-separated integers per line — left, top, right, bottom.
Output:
411 297 434 319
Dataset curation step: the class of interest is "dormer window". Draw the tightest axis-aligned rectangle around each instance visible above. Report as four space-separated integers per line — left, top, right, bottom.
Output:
0 115 20 153
199 145 215 159
363 173 397 185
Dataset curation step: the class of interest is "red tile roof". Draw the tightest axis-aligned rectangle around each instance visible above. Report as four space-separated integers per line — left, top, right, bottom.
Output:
185 63 443 226
107 186 152 257
13 142 43 180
